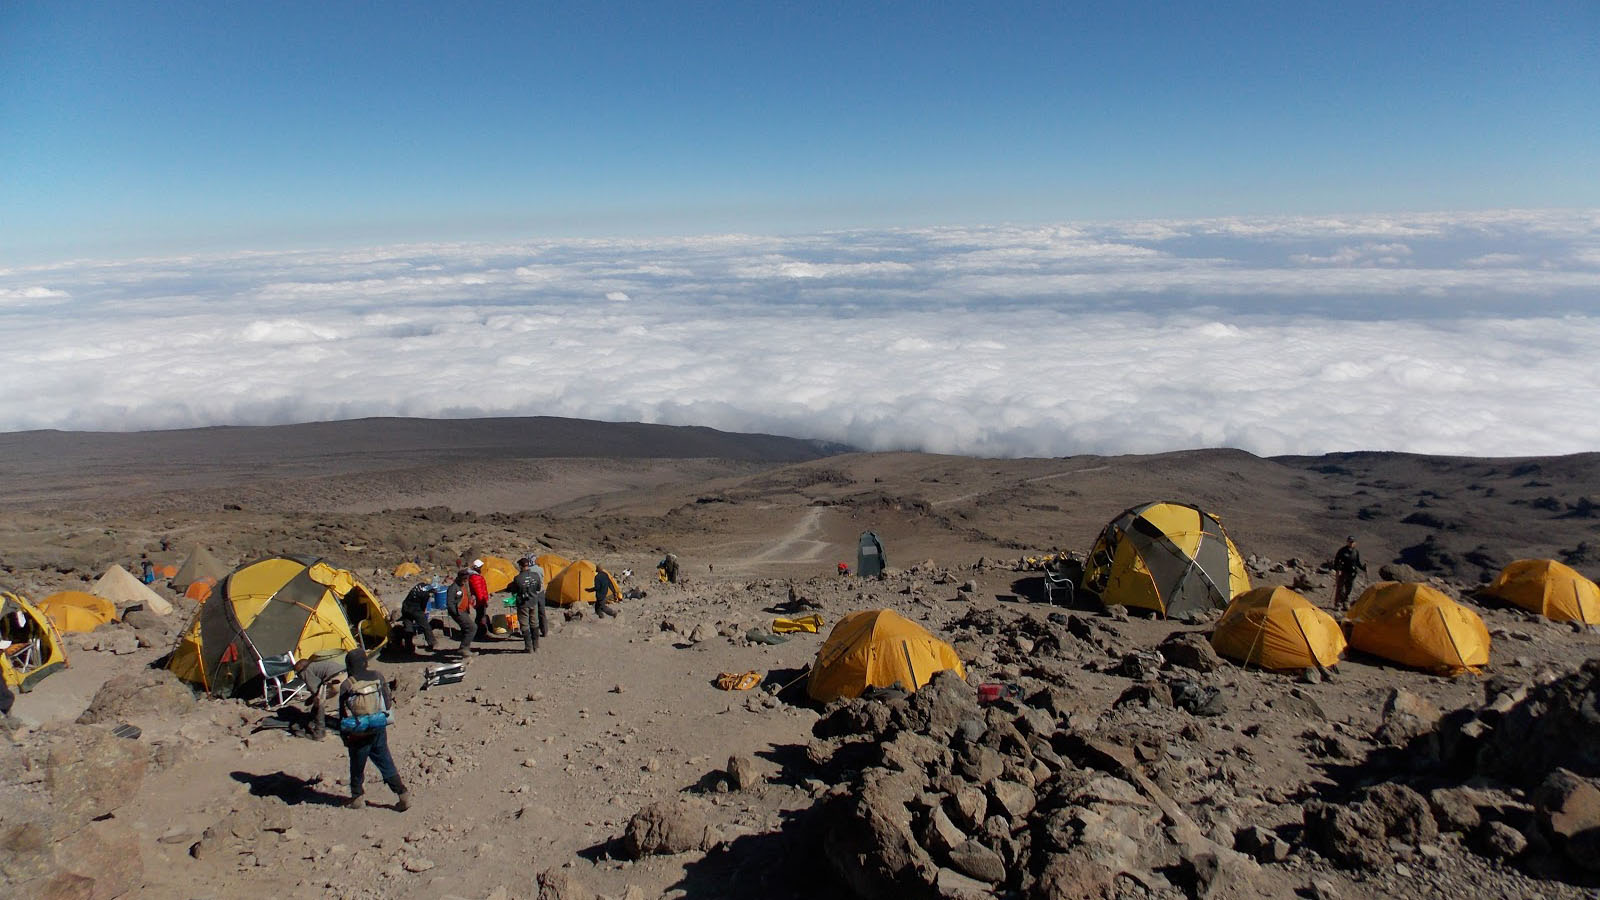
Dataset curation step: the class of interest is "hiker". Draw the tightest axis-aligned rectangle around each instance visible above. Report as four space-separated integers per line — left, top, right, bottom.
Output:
337 648 409 810
449 571 477 657
293 652 346 740
837 562 850 576
399 581 437 653
467 560 491 638
511 557 548 652
139 554 155 585
658 553 680 584
1333 535 1367 606
0 676 13 725
587 566 621 618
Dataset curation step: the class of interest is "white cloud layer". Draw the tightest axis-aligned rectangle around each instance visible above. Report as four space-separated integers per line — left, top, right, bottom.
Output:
1 210 1597 458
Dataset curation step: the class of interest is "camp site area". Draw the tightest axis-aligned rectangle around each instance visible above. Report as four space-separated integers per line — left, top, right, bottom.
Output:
3 418 1600 899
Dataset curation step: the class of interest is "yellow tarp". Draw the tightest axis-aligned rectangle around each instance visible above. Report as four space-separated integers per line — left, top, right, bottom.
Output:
773 614 824 634
534 553 569 585
393 561 422 578
2 590 69 692
548 559 598 606
1482 559 1600 625
1346 582 1490 675
38 591 118 633
808 609 965 702
479 556 518 593
1212 586 1346 670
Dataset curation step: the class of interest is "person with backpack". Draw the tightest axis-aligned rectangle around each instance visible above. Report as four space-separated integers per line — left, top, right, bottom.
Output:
467 560 492 639
449 571 477 658
399 581 437 653
337 648 410 810
511 557 548 653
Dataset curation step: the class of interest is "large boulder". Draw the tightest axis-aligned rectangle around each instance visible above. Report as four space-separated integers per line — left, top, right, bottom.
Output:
1481 660 1600 785
1303 783 1437 869
622 799 714 858
822 768 938 900
1534 768 1600 871
1373 688 1441 747
77 670 197 726
1158 632 1222 673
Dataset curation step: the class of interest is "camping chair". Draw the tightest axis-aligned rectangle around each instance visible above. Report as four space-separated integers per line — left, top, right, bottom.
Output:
4 638 39 673
257 652 310 711
1042 563 1074 606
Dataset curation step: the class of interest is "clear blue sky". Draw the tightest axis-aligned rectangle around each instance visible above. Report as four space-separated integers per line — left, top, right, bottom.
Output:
2 1 1595 262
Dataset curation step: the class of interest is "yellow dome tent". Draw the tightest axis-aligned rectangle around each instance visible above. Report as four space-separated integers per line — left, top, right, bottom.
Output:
1083 501 1251 617
2 590 68 692
1211 586 1346 670
393 561 423 579
807 609 965 702
548 560 598 606
1482 559 1600 625
534 554 569 585
167 555 390 696
478 556 519 593
1346 582 1490 675
38 591 119 634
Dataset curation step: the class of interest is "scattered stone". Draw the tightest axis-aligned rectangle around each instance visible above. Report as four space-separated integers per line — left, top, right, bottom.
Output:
1477 821 1528 860
1158 632 1222 673
1374 688 1440 746
76 669 197 725
1534 768 1600 870
727 754 761 791
622 800 714 857
1234 824 1290 863
946 837 1005 884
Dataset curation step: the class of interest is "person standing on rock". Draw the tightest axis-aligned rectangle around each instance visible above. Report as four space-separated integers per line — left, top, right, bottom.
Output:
449 571 477 658
399 581 437 654
511 557 548 653
1333 535 1367 606
337 648 409 811
587 565 621 618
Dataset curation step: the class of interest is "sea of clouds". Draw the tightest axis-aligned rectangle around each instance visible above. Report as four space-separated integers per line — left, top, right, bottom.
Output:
1 209 1596 458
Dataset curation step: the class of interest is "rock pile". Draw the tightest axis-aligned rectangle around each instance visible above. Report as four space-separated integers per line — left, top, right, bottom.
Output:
798 670 1264 899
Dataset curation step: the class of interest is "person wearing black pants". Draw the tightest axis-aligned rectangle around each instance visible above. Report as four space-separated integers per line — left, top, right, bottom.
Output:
338 649 409 810
399 582 437 653
448 572 476 658
511 557 547 653
587 566 621 618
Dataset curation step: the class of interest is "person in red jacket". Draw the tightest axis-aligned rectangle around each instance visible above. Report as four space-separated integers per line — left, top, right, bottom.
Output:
467 559 491 637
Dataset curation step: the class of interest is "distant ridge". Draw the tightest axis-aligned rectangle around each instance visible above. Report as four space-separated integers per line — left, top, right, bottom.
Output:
0 416 852 504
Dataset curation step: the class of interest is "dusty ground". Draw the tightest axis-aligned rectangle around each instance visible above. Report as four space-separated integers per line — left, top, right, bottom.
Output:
2 418 1599 899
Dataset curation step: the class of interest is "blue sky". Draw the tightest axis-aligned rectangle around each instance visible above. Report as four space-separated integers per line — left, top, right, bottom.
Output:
3 1 1596 262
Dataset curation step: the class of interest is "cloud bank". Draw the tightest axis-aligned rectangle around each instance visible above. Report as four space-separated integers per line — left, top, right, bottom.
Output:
2 209 1597 458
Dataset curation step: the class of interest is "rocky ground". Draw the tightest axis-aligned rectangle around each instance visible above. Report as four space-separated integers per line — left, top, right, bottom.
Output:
2 420 1599 899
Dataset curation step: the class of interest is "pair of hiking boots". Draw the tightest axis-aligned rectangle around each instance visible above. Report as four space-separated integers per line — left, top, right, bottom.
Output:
348 791 409 811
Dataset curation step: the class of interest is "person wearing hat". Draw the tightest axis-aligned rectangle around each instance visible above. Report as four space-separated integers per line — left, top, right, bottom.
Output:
1333 535 1367 607
337 648 410 810
510 557 548 653
466 559 491 639
586 565 621 618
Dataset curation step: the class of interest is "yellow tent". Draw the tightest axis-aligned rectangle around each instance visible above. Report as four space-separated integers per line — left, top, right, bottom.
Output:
1083 501 1250 617
534 553 569 585
548 560 598 606
478 556 519 593
807 609 965 702
1346 582 1490 675
393 561 423 578
167 555 390 696
1482 559 1600 625
38 591 119 634
1212 586 1346 670
2 590 69 692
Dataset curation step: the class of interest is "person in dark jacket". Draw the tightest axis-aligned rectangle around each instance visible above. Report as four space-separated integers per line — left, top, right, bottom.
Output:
449 571 476 658
510 557 547 652
293 653 346 740
338 648 409 810
587 566 621 618
1333 535 1367 606
399 582 437 653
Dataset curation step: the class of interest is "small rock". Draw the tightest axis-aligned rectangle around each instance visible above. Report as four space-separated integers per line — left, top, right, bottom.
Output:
1478 821 1528 859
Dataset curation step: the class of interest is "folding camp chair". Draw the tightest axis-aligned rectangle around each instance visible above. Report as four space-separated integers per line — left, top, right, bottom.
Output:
257 652 310 711
1041 564 1075 606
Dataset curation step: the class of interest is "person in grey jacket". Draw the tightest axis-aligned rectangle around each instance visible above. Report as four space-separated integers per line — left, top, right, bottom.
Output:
511 557 547 652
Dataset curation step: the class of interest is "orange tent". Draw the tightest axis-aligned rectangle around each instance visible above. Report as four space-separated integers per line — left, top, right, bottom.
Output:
548 560 598 606
1346 582 1491 675
38 591 119 633
184 577 216 603
534 553 569 585
477 556 519 593
808 609 965 702
1482 559 1600 624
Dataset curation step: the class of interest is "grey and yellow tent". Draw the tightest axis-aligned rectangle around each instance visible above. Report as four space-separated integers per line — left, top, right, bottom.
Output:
1083 501 1250 617
2 590 68 692
167 556 389 697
